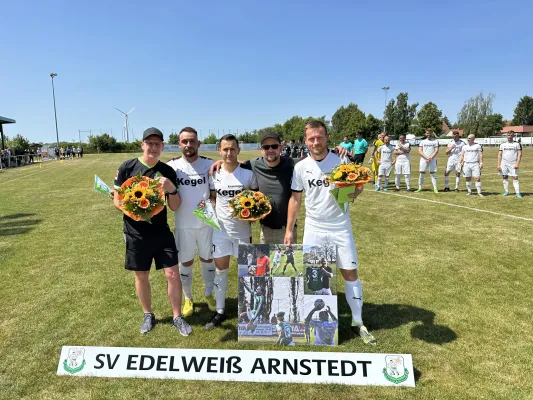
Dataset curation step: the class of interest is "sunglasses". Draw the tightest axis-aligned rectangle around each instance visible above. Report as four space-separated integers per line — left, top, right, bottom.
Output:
261 144 280 150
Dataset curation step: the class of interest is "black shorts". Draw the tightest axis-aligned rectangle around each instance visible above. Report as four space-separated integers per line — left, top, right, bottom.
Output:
124 229 178 271
353 153 365 164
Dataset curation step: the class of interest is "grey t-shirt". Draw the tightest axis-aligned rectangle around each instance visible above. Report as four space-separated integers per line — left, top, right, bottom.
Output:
242 156 294 229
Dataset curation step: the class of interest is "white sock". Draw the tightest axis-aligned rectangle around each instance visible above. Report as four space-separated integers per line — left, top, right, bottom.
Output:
513 180 520 194
419 173 424 188
430 173 437 189
466 181 472 192
201 261 216 296
405 175 411 190
379 176 384 187
395 175 400 188
476 181 482 194
444 175 449 188
345 279 363 324
179 264 193 300
455 176 460 189
503 179 509 192
214 268 229 314
384 177 389 188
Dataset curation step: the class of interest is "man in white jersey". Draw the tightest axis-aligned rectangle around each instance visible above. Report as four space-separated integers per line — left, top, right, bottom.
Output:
394 134 411 191
167 127 216 318
206 134 258 329
284 120 376 345
416 128 439 193
376 135 395 191
459 134 484 196
271 248 282 274
498 131 523 198
444 132 465 192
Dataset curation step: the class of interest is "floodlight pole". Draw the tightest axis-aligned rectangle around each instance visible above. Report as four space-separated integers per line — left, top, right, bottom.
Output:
382 86 390 133
50 73 60 150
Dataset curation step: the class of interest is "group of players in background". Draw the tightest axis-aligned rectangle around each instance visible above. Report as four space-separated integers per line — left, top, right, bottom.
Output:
340 129 523 198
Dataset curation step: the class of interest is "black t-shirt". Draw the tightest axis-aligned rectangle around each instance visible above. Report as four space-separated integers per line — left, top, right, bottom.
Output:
114 157 177 238
242 156 294 229
321 266 332 288
290 144 300 158
281 145 291 157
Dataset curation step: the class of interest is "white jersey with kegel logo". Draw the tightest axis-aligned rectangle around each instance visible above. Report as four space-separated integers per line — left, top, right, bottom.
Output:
461 143 483 163
167 156 213 229
209 165 258 239
499 142 522 164
419 139 439 156
447 140 465 162
395 142 411 163
377 144 394 165
291 151 351 231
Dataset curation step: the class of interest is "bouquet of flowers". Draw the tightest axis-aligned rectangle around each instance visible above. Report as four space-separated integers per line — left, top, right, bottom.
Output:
228 190 272 222
326 163 373 205
116 174 166 222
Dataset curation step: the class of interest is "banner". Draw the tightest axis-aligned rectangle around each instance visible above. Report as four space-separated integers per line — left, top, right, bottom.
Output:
57 346 415 386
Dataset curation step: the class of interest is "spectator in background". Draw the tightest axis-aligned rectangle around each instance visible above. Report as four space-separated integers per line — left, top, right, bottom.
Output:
339 136 354 154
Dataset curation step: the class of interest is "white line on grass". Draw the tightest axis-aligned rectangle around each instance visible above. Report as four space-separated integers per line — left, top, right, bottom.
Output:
377 192 533 222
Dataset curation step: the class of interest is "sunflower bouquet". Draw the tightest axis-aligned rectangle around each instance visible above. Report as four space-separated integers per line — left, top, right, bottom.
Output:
116 174 166 222
228 190 272 222
326 163 373 206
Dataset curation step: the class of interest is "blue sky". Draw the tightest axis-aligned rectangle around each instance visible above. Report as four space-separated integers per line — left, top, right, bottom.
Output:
1 0 532 143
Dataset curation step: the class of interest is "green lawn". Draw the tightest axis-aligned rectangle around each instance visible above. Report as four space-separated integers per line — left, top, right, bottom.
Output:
1 148 533 399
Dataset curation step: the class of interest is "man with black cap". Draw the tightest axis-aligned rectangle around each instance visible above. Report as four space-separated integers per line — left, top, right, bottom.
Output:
113 127 192 336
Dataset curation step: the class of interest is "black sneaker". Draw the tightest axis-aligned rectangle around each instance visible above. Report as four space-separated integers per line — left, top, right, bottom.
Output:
454 188 459 192
443 187 450 192
205 312 227 330
140 313 155 335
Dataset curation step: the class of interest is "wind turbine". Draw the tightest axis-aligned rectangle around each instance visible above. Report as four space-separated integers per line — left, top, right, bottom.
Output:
115 107 134 142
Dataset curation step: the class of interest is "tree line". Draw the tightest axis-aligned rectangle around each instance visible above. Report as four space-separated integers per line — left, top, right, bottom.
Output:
6 94 532 152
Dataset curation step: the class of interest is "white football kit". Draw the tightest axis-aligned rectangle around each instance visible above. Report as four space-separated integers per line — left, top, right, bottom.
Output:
377 144 394 176
499 142 522 177
291 151 358 270
446 140 465 173
167 156 214 261
394 142 411 175
210 166 258 258
419 139 439 172
461 143 483 177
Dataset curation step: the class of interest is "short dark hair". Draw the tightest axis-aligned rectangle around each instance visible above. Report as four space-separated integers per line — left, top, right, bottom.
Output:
399 134 406 138
179 127 198 136
219 134 239 148
304 120 328 136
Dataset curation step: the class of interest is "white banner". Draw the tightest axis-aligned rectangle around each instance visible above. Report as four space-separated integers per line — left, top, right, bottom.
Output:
57 346 415 387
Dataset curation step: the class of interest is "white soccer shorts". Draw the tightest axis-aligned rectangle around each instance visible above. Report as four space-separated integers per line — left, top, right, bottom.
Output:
175 226 213 262
500 163 518 177
378 163 392 177
446 159 461 173
420 158 437 173
463 163 481 178
395 161 411 175
315 288 332 295
302 228 358 270
212 229 250 258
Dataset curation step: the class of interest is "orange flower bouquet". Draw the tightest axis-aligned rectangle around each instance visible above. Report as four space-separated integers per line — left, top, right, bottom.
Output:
326 163 373 205
116 174 165 222
228 190 272 222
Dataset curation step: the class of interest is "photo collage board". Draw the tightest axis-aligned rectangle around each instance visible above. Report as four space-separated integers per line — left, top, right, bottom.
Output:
237 243 339 347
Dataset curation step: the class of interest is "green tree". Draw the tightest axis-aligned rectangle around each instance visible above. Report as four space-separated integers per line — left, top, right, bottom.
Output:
457 92 495 136
393 93 418 136
512 95 533 125
237 131 259 143
482 113 505 136
331 103 365 142
8 134 30 150
88 133 119 152
202 133 218 145
362 114 382 140
282 116 306 141
409 118 426 136
168 133 179 144
384 99 395 134
417 102 443 135
442 115 452 130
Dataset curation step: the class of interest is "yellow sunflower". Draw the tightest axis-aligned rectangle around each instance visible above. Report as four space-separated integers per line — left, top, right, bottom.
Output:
145 189 154 196
131 186 147 201
345 164 356 172
240 196 255 209
338 165 349 173
333 171 343 180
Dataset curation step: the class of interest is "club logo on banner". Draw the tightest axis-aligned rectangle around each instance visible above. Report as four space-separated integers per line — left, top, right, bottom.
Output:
57 346 415 387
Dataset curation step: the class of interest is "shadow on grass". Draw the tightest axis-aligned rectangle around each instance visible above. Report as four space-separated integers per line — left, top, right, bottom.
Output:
339 302 457 345
0 213 41 237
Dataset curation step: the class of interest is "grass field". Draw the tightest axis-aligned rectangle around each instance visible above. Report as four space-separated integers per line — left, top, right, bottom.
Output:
1 148 533 399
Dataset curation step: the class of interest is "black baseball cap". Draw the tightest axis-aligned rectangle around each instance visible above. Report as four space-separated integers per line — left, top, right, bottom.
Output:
260 130 281 144
142 127 164 141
